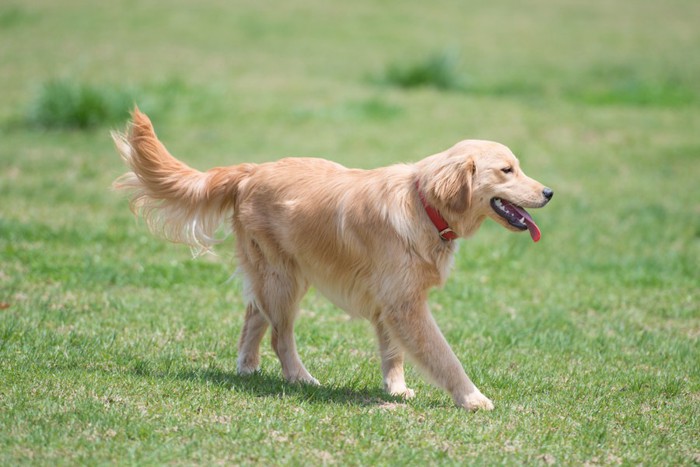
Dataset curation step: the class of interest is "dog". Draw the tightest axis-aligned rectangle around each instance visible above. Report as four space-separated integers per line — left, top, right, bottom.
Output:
112 108 553 411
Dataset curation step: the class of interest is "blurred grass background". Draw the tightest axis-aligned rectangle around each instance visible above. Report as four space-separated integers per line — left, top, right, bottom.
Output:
1 0 698 464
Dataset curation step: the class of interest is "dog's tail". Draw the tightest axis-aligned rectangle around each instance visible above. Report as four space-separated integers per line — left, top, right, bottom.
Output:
112 107 254 254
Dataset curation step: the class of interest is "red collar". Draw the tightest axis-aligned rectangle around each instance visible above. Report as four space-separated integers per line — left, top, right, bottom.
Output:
415 180 458 241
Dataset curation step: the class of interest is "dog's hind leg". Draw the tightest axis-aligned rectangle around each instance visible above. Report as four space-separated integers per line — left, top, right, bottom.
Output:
382 300 494 411
263 271 317 385
270 320 317 385
375 321 414 399
237 303 269 375
245 264 316 385
236 233 316 385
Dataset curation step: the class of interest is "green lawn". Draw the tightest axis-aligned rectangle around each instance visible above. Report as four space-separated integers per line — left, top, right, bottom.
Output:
1 0 699 464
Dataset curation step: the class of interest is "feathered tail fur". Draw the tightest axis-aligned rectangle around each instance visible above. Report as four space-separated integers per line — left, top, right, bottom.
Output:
112 108 253 254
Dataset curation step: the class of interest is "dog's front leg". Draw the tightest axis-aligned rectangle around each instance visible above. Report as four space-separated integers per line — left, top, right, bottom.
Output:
375 321 415 399
382 301 494 411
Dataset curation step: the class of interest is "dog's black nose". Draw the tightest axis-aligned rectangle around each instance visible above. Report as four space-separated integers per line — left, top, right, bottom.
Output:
543 187 554 200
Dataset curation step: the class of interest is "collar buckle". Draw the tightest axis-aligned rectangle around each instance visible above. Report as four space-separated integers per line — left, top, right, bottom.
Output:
438 227 455 241
416 180 458 242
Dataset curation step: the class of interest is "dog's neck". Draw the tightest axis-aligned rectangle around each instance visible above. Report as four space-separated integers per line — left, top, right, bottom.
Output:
415 180 458 241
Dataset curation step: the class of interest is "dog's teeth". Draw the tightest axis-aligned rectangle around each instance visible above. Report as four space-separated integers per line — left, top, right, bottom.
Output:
519 217 525 224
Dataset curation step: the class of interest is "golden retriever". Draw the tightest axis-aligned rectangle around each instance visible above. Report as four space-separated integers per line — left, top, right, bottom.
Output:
112 108 553 411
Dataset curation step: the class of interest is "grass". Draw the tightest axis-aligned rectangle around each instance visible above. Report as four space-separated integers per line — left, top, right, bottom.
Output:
1 0 699 464
377 49 467 92
25 79 136 130
567 64 699 108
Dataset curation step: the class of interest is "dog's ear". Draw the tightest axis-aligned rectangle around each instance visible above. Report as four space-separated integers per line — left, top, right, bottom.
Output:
430 156 476 213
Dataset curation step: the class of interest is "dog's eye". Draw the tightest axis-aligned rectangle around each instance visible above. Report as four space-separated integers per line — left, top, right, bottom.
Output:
501 167 513 174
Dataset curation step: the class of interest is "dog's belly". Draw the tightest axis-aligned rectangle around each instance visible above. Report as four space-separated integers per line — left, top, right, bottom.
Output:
301 267 377 319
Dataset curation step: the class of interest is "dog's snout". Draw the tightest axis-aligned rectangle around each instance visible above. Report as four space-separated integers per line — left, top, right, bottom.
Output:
543 187 554 201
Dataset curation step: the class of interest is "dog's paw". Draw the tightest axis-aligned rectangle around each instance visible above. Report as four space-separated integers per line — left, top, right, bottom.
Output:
457 390 494 411
304 376 321 386
237 353 262 375
386 385 416 400
236 362 260 376
287 373 320 386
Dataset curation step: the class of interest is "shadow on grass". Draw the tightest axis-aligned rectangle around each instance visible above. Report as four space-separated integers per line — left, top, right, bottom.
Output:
138 361 402 407
175 365 455 409
2 319 446 409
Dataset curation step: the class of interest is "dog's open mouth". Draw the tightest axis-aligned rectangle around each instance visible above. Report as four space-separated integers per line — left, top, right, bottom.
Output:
490 198 541 242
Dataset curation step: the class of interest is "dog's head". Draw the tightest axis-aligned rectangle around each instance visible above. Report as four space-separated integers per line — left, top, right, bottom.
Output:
420 140 553 241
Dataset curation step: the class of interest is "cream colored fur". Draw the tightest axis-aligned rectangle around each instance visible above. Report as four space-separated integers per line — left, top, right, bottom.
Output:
113 108 551 411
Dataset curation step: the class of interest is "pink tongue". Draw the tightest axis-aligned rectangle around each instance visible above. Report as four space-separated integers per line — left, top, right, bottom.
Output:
523 217 541 242
510 204 541 242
